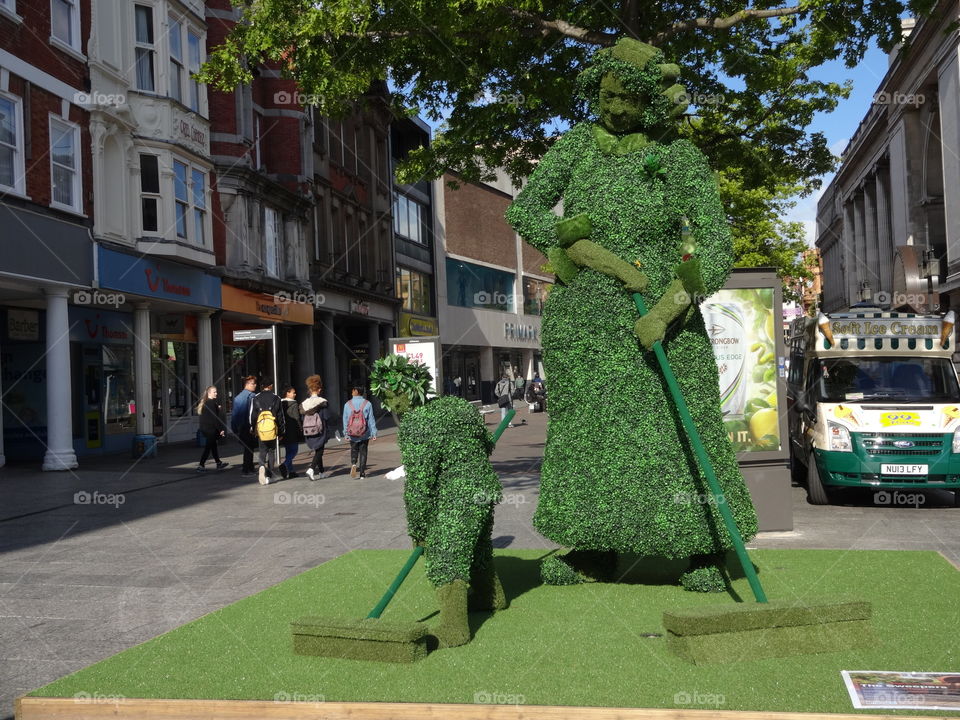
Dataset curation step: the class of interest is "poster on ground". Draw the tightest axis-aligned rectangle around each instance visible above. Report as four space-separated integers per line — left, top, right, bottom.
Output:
842 670 960 711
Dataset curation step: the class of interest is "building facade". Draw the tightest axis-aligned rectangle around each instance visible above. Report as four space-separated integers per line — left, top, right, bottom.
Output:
435 171 549 403
0 0 95 468
817 6 960 318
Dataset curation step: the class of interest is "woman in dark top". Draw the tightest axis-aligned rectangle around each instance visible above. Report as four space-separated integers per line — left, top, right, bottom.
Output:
197 386 229 471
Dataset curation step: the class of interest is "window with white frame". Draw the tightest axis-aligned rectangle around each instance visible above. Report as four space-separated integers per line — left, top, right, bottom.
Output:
51 0 79 51
0 95 24 194
173 159 188 239
134 4 155 92
187 30 202 111
139 153 160 233
0 0 17 14
393 192 425 244
264 207 282 276
49 116 81 212
191 168 205 245
168 16 183 103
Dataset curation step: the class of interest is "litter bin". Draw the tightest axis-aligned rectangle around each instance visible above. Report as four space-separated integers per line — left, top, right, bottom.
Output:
132 434 158 459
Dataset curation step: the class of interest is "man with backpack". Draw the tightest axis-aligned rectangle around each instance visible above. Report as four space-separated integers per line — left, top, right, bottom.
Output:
248 378 286 485
342 385 377 479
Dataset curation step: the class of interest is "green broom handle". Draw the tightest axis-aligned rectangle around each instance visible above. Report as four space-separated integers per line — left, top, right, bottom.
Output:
632 293 768 604
366 409 517 619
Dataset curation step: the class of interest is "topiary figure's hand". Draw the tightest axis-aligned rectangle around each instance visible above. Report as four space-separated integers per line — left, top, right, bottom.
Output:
555 213 592 248
674 258 706 299
634 314 668 350
548 247 581 285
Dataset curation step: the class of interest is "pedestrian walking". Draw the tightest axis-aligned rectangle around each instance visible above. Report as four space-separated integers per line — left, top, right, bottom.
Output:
300 374 332 480
196 386 229 472
342 386 377 479
495 373 515 427
230 375 258 476
280 386 303 478
248 378 286 485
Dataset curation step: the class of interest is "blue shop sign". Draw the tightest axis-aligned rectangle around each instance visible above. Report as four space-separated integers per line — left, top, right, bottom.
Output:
98 247 221 307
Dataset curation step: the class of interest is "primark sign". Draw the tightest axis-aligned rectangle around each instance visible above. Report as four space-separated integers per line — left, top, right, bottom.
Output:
504 322 538 342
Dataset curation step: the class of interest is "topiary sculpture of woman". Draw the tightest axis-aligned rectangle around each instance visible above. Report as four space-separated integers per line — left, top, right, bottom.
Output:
371 356 506 647
505 38 758 591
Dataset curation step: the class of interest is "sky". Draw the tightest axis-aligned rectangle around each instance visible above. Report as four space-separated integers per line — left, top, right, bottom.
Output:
786 43 893 246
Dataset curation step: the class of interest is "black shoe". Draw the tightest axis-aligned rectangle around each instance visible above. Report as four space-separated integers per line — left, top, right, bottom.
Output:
279 465 289 479
216 461 230 470
287 471 298 478
196 465 206 472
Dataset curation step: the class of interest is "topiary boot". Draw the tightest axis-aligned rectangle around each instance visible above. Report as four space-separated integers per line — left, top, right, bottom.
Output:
469 566 507 611
433 579 471 648
680 553 725 592
541 549 618 585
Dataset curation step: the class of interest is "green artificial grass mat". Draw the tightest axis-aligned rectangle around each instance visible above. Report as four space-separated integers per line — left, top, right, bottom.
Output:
31 549 960 715
663 597 871 635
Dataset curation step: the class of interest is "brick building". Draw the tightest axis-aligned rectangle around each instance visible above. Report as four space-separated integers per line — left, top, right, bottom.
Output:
435 171 549 403
0 0 95 468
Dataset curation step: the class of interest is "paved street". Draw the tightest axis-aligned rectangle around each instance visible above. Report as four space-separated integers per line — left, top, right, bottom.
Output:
1 407 958 717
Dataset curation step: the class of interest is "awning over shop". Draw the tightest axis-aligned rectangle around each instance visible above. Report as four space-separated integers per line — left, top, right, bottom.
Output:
97 246 221 308
221 284 313 325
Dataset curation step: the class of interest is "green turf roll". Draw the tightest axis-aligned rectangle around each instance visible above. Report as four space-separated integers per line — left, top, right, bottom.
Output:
667 619 875 665
291 617 429 663
662 598 871 636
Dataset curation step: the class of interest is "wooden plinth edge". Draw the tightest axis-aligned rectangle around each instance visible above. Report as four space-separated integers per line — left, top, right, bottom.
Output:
15 696 953 720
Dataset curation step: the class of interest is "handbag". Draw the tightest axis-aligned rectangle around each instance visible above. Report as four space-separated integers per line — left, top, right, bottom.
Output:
498 394 511 408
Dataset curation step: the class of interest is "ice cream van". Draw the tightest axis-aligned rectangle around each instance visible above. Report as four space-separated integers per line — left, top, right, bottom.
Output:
786 310 960 505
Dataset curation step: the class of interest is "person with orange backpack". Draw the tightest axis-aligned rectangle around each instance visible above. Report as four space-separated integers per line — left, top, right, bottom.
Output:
248 378 286 485
342 385 377 479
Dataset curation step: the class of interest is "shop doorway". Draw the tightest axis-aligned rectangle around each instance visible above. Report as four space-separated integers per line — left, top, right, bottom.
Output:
151 339 199 442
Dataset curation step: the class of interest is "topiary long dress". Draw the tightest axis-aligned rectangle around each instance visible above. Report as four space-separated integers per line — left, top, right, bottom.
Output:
505 123 758 558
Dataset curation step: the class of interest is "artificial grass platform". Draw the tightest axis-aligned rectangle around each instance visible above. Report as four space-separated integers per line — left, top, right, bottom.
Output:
29 549 960 715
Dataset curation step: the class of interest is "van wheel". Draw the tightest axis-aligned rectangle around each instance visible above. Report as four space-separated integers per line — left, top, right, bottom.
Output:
954 490 960 508
806 452 831 505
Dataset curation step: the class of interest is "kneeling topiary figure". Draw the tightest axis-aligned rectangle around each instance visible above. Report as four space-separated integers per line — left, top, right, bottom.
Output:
371 357 505 648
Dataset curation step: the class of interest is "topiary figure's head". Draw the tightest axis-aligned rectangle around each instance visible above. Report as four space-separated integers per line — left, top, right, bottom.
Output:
577 38 688 135
369 354 434 420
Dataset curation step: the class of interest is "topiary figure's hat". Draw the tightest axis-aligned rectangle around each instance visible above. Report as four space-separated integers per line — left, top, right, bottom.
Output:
577 37 689 124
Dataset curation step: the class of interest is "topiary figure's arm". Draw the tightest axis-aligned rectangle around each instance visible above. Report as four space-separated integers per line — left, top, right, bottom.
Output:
398 427 439 545
505 127 584 255
668 140 734 299
634 278 690 350
566 239 648 292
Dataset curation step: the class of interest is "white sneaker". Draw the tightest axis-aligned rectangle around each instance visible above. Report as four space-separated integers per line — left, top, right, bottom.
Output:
306 468 315 481
318 471 332 479
258 466 267 485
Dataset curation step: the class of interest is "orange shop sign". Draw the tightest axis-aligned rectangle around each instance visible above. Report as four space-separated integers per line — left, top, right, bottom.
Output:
221 285 313 325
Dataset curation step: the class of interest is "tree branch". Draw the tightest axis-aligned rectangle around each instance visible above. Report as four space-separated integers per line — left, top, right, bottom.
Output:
653 6 802 43
502 7 617 45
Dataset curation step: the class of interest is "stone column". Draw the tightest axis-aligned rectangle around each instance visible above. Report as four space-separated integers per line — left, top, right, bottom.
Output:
134 303 154 437
875 167 893 298
864 178 880 295
42 288 78 471
319 311 339 408
522 349 534 380
292 325 316 392
842 202 858 309
197 312 213 393
367 321 381 365
479 346 495 404
852 191 867 297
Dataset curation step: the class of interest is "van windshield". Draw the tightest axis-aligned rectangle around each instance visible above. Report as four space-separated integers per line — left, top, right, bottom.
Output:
816 357 960 402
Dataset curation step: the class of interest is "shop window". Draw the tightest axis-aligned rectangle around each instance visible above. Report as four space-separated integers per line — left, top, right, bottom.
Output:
173 160 188 238
168 16 183 103
139 154 160 232
522 276 552 316
395 267 432 315
51 0 79 52
49 116 81 212
446 258 515 312
134 4 156 92
0 94 24 194
102 345 135 434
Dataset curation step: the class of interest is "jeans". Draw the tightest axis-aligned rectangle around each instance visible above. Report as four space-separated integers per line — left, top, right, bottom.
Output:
309 446 325 473
258 439 284 478
238 428 256 472
284 443 299 473
198 431 221 465
350 439 369 476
